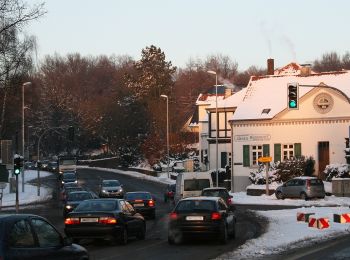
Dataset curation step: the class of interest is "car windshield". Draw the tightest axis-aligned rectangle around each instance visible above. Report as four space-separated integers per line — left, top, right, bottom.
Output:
60 159 76 165
125 192 151 200
63 173 76 179
176 200 216 212
184 179 210 191
67 192 92 201
75 200 118 212
102 180 120 187
202 189 228 198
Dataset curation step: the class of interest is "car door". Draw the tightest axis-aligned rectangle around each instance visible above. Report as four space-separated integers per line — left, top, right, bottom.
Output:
120 201 138 235
283 180 296 198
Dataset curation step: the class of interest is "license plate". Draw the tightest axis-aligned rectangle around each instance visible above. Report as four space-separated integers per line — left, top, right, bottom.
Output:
134 203 144 207
80 218 98 223
186 216 203 221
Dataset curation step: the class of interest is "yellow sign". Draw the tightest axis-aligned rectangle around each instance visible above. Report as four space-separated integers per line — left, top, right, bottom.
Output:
258 157 272 163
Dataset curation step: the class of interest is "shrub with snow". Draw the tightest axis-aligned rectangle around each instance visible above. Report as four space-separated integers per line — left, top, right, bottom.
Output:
249 163 279 185
324 164 350 181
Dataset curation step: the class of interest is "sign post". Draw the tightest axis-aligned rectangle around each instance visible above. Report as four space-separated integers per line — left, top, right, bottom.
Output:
258 157 272 195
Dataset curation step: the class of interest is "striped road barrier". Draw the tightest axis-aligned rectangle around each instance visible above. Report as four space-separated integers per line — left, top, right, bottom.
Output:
297 212 315 222
333 213 350 223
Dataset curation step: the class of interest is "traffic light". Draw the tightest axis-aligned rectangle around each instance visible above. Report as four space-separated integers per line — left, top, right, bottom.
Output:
287 83 299 109
14 156 22 175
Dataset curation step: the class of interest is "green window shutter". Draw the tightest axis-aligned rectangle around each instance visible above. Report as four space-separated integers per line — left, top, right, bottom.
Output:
243 145 250 167
274 143 281 162
263 144 270 156
294 143 302 158
221 152 227 168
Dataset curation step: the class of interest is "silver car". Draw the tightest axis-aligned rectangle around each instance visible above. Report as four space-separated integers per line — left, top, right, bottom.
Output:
99 179 124 198
275 177 325 200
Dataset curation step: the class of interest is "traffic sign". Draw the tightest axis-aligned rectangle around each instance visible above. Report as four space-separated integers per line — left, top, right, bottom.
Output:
258 157 272 163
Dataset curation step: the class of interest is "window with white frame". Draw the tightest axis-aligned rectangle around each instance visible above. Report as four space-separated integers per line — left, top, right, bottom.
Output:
252 145 263 166
282 144 294 160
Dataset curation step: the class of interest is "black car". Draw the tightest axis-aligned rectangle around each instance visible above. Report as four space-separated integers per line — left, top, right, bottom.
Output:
124 192 156 219
168 196 236 245
63 191 95 218
0 214 89 260
60 186 84 201
64 199 146 245
164 184 176 202
201 187 235 210
47 161 58 173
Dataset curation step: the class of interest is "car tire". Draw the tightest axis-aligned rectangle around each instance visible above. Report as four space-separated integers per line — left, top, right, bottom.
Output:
150 210 156 220
275 191 284 200
136 224 146 240
168 235 175 245
300 192 308 201
119 228 128 245
219 224 228 244
229 223 236 239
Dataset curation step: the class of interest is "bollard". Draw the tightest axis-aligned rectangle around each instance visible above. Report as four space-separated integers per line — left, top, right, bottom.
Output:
297 212 315 222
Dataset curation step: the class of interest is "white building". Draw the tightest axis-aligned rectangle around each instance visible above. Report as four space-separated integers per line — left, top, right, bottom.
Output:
230 63 350 192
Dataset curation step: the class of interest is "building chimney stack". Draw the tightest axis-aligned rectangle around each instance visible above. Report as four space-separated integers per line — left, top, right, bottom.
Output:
300 64 311 76
267 58 274 75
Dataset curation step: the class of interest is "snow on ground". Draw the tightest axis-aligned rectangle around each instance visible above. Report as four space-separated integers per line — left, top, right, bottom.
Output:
217 207 350 259
0 170 52 207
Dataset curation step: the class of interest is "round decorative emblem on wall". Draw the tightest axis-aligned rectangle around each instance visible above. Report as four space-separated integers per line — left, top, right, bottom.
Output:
313 93 334 114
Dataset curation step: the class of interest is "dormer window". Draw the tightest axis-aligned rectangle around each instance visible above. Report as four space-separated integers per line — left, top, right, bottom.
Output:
261 108 271 114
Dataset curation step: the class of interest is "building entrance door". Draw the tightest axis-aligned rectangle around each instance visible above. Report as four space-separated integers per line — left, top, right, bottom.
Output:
318 141 329 179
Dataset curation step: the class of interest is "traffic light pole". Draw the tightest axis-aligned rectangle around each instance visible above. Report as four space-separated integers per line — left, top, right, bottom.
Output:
15 174 19 213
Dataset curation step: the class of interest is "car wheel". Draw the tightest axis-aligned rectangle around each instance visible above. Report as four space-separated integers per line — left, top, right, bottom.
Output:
300 192 308 201
136 224 146 240
72 238 80 244
119 227 128 245
168 235 175 245
229 223 236 239
275 191 284 200
219 224 228 244
150 210 156 220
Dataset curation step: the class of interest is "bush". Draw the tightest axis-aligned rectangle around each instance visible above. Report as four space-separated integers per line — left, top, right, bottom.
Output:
249 163 279 185
324 164 350 181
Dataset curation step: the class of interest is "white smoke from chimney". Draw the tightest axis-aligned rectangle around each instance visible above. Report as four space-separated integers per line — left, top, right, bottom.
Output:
282 35 297 62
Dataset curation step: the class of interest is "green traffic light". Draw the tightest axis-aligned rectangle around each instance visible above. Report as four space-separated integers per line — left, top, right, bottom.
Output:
289 100 297 108
14 168 20 175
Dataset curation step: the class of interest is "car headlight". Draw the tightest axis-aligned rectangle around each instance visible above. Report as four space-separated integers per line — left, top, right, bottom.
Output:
102 189 107 193
66 205 72 209
74 180 78 183
119 188 123 192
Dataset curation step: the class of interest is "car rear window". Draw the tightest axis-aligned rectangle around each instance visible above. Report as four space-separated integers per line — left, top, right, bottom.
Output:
125 193 152 200
67 192 92 201
176 200 216 212
202 190 228 198
184 179 210 191
75 200 118 212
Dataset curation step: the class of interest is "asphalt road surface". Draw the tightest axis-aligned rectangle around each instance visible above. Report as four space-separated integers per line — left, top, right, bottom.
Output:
4 168 266 260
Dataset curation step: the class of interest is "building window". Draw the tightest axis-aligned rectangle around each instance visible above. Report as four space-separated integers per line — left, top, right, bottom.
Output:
209 111 233 138
282 144 294 160
228 152 232 167
251 145 263 166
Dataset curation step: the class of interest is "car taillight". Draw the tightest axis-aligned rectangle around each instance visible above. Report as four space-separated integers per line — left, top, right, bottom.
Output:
211 212 222 220
148 200 155 207
64 217 80 225
169 212 178 220
99 217 117 224
306 179 311 190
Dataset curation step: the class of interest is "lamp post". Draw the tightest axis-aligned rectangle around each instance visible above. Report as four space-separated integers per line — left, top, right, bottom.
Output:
22 82 31 192
160 94 170 179
207 71 219 187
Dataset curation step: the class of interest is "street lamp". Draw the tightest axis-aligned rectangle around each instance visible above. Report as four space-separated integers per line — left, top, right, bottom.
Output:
22 81 31 192
207 71 219 187
160 94 170 179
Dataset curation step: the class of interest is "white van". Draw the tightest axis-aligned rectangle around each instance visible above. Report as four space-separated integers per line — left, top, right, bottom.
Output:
174 172 213 203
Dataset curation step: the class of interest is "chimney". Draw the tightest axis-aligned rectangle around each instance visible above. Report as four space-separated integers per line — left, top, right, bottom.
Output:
224 88 234 98
267 58 274 75
300 64 311 76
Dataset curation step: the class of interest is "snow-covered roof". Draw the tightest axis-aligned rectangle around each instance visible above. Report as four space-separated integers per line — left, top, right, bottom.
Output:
232 69 350 121
209 87 248 109
196 93 225 105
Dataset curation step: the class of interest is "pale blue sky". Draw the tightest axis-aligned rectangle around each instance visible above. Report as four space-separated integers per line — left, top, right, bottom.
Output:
27 0 350 71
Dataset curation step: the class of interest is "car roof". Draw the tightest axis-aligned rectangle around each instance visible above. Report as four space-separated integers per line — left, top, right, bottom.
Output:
0 214 45 222
102 179 119 182
202 187 228 191
181 196 221 202
125 191 150 194
293 176 319 180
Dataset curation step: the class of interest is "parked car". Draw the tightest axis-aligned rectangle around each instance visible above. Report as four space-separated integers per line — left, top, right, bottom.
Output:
60 171 78 186
64 199 146 245
275 177 326 200
63 191 95 218
99 179 124 198
124 191 156 219
0 214 89 260
168 196 236 245
201 187 235 210
24 161 35 170
164 184 176 202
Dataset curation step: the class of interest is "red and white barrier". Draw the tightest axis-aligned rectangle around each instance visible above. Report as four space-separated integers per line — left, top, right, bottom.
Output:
308 217 330 229
333 213 350 223
297 212 315 222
